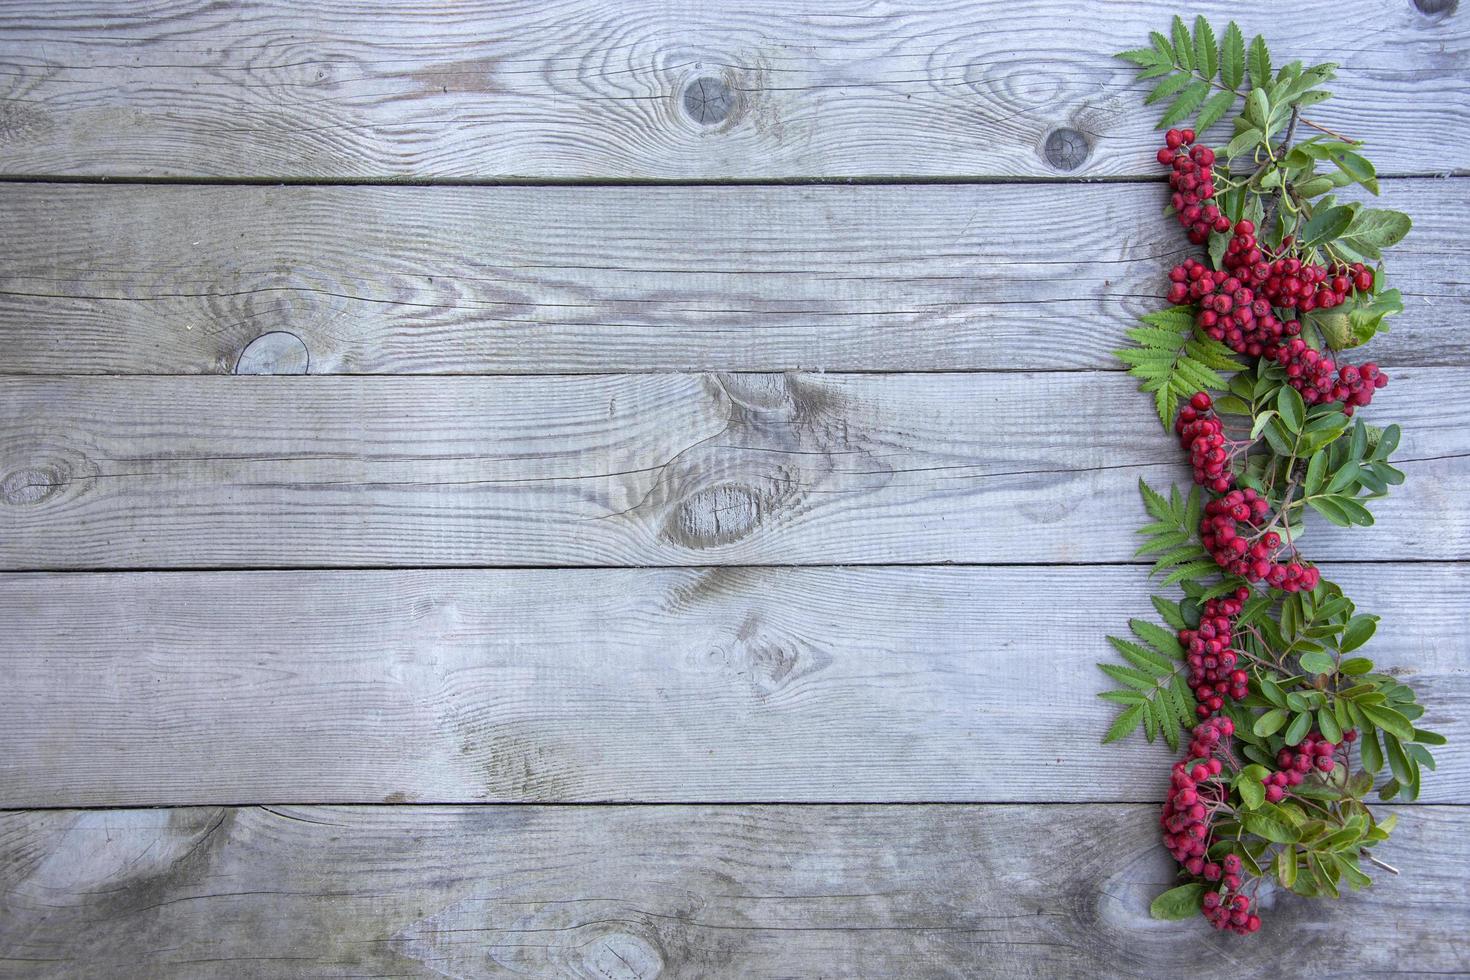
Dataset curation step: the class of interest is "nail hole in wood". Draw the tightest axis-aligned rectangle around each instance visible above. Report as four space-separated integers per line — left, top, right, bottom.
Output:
1412 0 1456 15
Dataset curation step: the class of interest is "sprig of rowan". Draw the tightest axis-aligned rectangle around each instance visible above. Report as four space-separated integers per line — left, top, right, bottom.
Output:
1102 18 1443 934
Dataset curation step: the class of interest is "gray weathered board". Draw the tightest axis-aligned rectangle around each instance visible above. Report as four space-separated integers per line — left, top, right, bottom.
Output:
0 0 1465 179
1 563 1466 808
2 804 1467 979
1 180 1466 375
2 1 1468 976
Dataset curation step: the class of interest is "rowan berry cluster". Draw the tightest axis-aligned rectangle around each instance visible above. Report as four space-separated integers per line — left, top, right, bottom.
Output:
1157 129 1227 244
1202 488 1320 591
1160 717 1262 934
1117 24 1420 937
1174 392 1234 491
1177 588 1251 717
1160 153 1392 415
1270 340 1387 414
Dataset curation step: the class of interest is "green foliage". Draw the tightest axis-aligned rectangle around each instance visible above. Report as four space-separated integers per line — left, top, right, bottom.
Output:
1133 479 1214 585
1118 17 1436 924
1117 17 1264 134
1099 595 1197 750
1115 306 1241 428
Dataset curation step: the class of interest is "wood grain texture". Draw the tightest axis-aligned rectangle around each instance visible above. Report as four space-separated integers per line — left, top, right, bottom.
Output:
0 179 1464 375
1 370 1465 568
0 0 1465 180
1 803 1466 978
0 563 1463 807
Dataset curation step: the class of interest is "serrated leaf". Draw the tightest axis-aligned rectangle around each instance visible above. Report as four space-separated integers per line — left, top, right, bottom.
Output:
1099 662 1157 691
1145 71 1195 106
1158 79 1211 129
1248 35 1271 89
1109 635 1174 673
1118 47 1168 67
1103 702 1147 743
1193 16 1218 82
1151 595 1189 631
1194 89 1237 133
1171 16 1194 71
1220 22 1245 90
1131 619 1184 658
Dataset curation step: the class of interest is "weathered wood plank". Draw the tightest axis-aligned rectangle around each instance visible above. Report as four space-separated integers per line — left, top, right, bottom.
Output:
1 370 1465 568
0 0 1465 180
0 180 1464 375
0 563 1462 806
1 803 1465 978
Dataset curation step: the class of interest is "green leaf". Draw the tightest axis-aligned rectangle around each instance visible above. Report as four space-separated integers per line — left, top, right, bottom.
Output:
1329 147 1378 194
1301 205 1355 246
1360 725 1384 773
1220 22 1245 90
1276 385 1305 432
1171 16 1195 71
1360 703 1414 740
1339 657 1373 675
1254 708 1289 738
1339 615 1377 654
1194 89 1238 133
1248 35 1272 89
1236 775 1265 810
1146 71 1196 105
1193 16 1218 82
1242 810 1300 844
1103 702 1147 743
1284 710 1312 746
1130 619 1184 658
1151 595 1189 631
1150 882 1206 921
1339 208 1412 255
1276 846 1299 889
1109 635 1174 673
1118 47 1165 66
1308 495 1352 527
1159 79 1211 129
1299 650 1335 674
1318 706 1343 743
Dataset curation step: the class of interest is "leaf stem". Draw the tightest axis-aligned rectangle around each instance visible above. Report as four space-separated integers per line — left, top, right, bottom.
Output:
1362 851 1400 875
1298 117 1359 144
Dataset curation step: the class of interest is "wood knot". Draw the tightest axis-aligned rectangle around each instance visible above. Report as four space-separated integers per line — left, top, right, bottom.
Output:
235 331 309 375
1412 0 1456 15
682 76 734 125
1 465 67 506
583 932 664 980
670 483 762 547
1044 128 1091 171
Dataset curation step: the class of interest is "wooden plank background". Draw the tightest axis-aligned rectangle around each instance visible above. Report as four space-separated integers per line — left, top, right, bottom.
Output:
2 1 1468 975
1 563 1465 807
0 0 1465 179
3 804 1468 978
